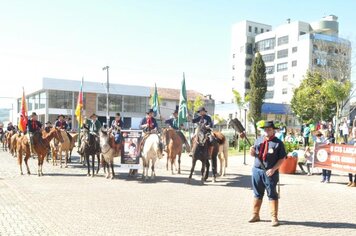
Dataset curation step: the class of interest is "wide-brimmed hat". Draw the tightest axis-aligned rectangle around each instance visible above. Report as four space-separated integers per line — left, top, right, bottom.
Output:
260 120 278 129
146 109 154 114
90 113 97 118
197 107 207 113
31 112 37 117
57 114 65 119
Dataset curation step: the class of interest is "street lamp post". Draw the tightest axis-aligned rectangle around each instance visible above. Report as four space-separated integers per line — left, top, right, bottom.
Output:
102 66 110 127
243 108 247 165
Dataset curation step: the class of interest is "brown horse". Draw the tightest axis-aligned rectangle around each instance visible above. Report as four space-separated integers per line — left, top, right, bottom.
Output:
162 128 183 174
50 130 78 168
32 127 64 176
10 132 19 157
5 130 14 151
16 134 31 175
212 131 229 176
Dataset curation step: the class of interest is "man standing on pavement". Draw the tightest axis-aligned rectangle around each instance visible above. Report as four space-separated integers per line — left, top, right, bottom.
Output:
249 120 286 227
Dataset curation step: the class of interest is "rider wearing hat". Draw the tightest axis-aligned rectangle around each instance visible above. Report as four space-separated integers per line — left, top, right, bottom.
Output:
110 112 124 143
165 107 191 152
137 109 158 157
249 120 286 227
190 107 214 157
140 109 158 132
7 122 16 132
54 114 68 130
86 113 102 134
27 112 43 154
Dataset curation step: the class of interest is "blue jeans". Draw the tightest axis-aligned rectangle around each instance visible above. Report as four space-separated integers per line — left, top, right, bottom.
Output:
322 169 332 181
252 167 279 200
114 133 121 143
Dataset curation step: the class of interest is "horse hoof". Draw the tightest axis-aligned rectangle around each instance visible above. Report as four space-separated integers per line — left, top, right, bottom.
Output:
186 179 191 184
212 178 216 183
111 176 114 180
27 172 31 175
20 172 23 175
87 174 91 177
65 165 68 168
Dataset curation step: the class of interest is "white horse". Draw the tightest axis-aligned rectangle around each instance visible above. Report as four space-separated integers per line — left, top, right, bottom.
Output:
141 134 164 181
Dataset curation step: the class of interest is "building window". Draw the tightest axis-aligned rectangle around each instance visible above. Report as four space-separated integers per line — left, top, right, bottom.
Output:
262 53 275 62
245 58 252 66
267 78 275 87
39 92 46 109
266 66 274 74
265 91 274 99
282 75 288 81
277 36 289 46
232 54 235 58
277 49 288 58
98 94 123 112
256 38 275 51
245 82 251 89
255 27 258 33
313 58 327 67
246 43 253 54
292 47 297 53
123 96 147 113
232 76 235 81
248 26 252 32
277 62 288 72
232 65 235 70
282 88 288 94
261 28 264 33
266 29 270 32
292 60 297 67
48 90 75 109
300 31 306 35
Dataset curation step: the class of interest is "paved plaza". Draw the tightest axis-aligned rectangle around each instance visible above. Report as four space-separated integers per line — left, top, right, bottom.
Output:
0 150 355 236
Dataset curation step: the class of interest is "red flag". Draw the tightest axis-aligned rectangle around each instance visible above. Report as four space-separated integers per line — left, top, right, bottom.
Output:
18 89 28 132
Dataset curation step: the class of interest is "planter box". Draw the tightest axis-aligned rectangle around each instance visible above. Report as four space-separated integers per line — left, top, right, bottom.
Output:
279 153 297 174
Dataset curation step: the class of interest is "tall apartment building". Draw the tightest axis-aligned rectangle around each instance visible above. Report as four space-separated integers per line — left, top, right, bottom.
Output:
231 15 351 104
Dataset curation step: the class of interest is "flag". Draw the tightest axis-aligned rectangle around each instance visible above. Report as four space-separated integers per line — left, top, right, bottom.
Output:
178 73 188 127
151 83 160 117
75 78 84 127
18 88 28 132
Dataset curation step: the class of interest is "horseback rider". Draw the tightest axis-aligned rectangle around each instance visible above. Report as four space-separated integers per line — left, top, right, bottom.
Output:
54 114 68 130
164 107 191 152
137 109 158 157
190 107 214 157
7 122 16 132
86 113 102 134
27 112 43 154
110 113 124 143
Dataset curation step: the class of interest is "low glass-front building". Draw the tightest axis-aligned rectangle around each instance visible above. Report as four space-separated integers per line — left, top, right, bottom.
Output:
18 78 150 130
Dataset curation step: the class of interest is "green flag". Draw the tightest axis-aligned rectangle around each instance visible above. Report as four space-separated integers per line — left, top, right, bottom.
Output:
178 73 188 127
152 83 160 117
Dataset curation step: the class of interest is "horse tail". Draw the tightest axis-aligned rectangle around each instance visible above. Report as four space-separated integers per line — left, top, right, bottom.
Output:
223 140 229 167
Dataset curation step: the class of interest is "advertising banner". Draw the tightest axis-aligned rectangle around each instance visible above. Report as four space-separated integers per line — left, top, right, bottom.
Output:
314 143 356 174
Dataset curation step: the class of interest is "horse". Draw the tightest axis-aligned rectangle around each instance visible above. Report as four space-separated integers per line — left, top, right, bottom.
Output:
68 132 79 163
10 132 19 157
162 128 183 174
187 123 219 184
98 127 121 179
5 130 14 151
32 127 64 176
211 131 229 176
141 133 164 181
16 134 31 175
81 126 101 177
50 130 75 168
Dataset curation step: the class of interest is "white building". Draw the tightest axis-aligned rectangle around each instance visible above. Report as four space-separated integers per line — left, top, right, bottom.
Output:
231 15 351 104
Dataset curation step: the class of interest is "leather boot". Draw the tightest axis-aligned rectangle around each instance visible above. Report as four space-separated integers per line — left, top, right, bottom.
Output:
269 200 279 227
248 198 262 223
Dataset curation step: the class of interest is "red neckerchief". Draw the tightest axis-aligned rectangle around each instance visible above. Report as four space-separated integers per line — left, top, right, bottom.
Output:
258 135 275 161
147 117 153 129
32 120 37 130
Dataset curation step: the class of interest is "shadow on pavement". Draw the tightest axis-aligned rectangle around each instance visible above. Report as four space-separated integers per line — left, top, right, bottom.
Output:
281 221 356 229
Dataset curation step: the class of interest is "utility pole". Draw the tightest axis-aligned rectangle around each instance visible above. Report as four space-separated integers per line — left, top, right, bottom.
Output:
102 66 110 127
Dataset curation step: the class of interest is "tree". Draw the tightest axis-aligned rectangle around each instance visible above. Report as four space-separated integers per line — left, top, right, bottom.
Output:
248 52 267 138
322 79 352 140
291 71 335 123
212 114 225 131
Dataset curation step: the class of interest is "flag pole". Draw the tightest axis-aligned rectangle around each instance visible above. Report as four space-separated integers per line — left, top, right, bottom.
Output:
77 77 83 151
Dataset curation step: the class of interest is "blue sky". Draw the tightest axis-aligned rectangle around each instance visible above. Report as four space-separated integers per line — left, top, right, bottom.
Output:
0 0 355 108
